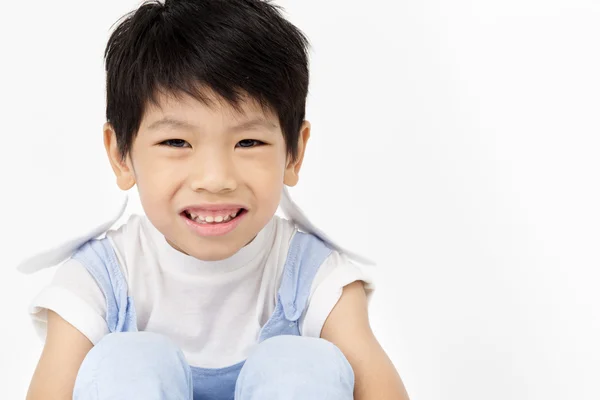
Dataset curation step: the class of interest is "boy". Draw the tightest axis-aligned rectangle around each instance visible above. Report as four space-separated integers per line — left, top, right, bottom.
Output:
23 0 409 399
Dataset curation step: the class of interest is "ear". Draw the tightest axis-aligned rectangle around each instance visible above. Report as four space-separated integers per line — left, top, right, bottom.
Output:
284 120 311 187
104 122 136 190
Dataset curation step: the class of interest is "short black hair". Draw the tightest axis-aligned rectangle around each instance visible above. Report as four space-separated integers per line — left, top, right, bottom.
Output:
104 0 310 162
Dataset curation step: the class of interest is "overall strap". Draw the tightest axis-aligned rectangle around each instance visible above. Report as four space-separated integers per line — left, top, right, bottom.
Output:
278 231 333 321
71 238 138 333
259 231 332 341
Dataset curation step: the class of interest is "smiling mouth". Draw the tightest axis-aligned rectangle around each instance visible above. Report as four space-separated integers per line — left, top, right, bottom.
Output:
182 208 247 224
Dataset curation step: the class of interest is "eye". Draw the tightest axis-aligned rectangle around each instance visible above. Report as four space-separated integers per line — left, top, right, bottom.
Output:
160 139 190 148
236 139 264 148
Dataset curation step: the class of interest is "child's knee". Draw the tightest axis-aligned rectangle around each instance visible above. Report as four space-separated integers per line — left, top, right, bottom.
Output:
236 335 354 398
252 335 352 372
86 331 184 367
74 332 192 400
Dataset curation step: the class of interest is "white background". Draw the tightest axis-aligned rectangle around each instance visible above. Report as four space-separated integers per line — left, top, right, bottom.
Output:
1 0 599 399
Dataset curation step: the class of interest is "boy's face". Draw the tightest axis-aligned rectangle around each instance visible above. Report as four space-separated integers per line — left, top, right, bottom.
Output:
104 89 310 261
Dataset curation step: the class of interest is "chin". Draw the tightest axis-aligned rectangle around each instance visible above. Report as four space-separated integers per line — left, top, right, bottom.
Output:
194 250 236 261
187 242 241 261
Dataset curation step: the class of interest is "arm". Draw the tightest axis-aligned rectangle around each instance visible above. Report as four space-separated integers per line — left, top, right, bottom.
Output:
321 281 410 400
26 310 94 400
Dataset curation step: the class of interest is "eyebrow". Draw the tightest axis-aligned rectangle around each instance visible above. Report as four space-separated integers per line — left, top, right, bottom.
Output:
146 117 278 133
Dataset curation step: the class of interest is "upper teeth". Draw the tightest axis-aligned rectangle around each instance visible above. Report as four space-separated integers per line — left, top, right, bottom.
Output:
187 210 240 223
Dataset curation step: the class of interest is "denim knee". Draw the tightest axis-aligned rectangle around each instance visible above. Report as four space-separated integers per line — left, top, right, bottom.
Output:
73 331 192 400
235 335 354 399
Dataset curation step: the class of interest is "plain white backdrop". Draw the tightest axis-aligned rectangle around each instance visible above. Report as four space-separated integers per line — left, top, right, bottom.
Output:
1 0 599 399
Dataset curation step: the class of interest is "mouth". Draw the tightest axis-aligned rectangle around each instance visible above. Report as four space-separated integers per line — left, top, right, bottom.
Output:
180 207 248 237
181 208 248 225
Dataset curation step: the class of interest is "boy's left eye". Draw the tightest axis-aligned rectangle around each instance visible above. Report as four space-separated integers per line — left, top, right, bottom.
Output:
236 139 264 148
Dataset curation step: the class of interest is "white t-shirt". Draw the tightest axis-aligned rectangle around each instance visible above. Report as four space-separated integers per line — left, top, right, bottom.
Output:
28 213 374 368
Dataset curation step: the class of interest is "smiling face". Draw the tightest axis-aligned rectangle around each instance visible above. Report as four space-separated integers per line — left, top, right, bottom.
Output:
104 89 310 261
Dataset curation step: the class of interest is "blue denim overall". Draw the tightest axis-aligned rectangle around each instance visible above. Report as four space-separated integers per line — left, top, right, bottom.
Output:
69 231 355 400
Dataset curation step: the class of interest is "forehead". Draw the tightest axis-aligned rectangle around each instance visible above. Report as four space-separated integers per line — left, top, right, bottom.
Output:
141 87 278 128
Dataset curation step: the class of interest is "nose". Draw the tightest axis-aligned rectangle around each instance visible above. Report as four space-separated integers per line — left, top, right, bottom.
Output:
188 149 238 194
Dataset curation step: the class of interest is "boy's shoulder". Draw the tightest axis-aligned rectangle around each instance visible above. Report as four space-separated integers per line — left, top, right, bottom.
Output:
16 199 128 274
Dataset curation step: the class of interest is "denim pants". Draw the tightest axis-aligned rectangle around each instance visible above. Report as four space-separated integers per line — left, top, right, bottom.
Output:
73 332 355 400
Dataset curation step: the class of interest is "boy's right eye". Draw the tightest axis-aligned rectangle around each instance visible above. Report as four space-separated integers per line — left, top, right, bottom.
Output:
160 139 190 148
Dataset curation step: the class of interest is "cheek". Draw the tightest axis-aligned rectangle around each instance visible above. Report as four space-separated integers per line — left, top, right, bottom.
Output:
238 150 286 201
134 156 180 199
241 149 286 181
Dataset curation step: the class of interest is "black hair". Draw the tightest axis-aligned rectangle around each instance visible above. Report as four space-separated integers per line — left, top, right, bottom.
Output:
104 0 310 162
